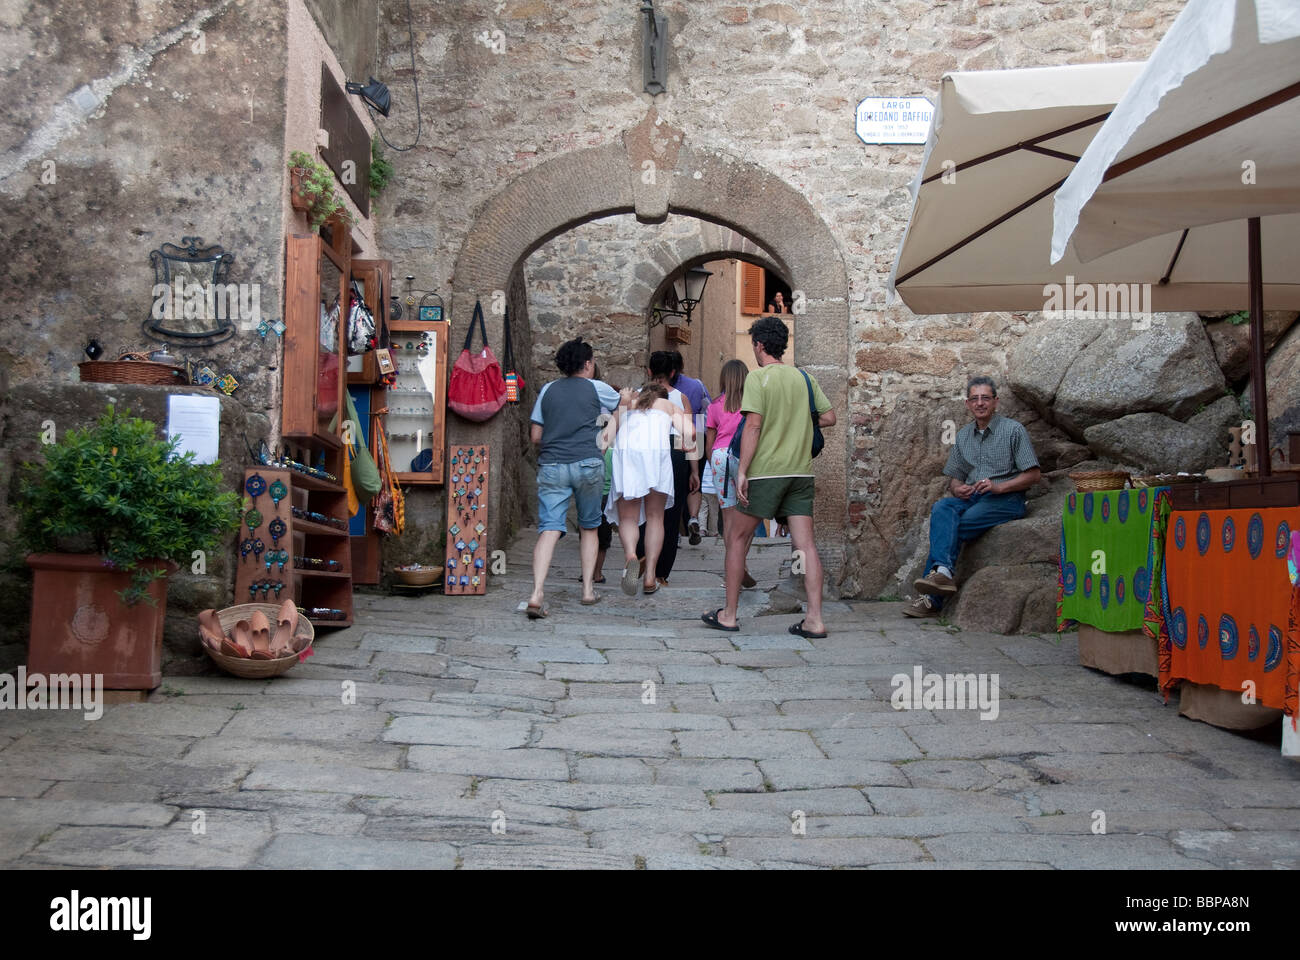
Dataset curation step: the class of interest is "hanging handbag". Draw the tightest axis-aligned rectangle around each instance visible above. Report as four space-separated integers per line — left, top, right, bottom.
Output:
372 423 405 535
342 392 382 500
345 279 377 355
447 299 507 421
502 304 525 404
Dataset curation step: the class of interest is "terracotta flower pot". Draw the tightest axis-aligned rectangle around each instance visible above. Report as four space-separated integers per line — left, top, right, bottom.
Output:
289 167 316 213
25 553 178 690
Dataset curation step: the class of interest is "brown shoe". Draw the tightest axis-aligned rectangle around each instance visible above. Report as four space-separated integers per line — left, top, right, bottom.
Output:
903 595 940 618
741 570 757 589
913 569 957 596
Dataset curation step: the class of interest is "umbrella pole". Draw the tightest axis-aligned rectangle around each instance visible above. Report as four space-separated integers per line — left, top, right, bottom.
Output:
1248 217 1270 478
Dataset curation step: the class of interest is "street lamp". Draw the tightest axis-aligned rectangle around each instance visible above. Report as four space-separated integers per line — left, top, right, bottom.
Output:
651 266 712 327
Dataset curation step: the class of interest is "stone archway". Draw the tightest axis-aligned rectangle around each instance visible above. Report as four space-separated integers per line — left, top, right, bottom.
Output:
450 109 851 589
636 220 788 317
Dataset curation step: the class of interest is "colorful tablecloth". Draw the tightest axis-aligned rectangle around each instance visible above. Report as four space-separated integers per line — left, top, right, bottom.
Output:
1058 486 1170 632
1159 505 1298 711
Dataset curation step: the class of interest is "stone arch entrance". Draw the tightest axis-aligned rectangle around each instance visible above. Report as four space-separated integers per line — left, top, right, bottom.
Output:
637 220 789 319
450 109 850 589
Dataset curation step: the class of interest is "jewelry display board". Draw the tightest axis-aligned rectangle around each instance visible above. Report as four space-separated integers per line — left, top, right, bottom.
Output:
387 319 449 484
236 466 353 627
443 444 490 595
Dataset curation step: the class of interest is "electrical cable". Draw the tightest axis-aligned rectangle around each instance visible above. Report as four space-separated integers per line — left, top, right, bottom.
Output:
369 0 422 151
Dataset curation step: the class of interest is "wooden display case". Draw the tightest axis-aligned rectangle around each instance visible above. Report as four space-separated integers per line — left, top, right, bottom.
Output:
276 231 354 624
283 233 348 447
385 317 450 484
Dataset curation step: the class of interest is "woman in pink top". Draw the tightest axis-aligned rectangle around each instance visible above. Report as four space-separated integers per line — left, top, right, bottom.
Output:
705 360 757 589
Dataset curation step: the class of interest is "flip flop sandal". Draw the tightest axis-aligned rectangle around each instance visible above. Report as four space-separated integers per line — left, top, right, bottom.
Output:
526 603 549 620
574 575 607 584
701 608 739 632
642 582 659 595
621 558 639 596
580 595 602 606
788 620 828 639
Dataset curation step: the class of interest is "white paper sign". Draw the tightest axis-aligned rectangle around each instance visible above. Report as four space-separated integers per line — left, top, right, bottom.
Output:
856 97 934 144
167 394 221 464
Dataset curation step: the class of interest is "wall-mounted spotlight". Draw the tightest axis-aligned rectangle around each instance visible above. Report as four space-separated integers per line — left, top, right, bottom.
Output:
346 77 391 117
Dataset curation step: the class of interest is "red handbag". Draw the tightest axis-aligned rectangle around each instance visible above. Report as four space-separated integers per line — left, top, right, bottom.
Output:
447 300 507 422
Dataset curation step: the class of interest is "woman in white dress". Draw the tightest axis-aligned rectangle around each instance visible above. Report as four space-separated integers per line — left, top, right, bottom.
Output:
601 382 694 596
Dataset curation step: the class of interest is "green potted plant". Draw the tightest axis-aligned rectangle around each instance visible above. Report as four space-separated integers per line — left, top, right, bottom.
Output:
18 405 242 689
369 135 395 200
288 149 355 230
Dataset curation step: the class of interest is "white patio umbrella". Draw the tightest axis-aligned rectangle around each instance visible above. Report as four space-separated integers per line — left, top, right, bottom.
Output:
1052 0 1300 475
890 62 1158 314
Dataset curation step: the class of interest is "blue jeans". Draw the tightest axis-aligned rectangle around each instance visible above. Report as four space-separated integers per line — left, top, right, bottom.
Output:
537 457 605 534
925 491 1026 609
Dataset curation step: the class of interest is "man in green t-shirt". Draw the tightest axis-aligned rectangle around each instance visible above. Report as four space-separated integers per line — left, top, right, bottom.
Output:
701 316 836 637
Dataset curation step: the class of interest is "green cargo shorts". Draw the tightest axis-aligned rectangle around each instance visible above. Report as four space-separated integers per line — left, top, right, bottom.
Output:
740 476 814 520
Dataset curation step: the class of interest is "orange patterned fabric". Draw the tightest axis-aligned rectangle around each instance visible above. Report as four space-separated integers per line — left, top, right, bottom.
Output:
1161 506 1298 711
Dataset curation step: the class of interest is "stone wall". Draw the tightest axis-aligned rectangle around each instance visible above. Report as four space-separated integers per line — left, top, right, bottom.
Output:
373 0 1187 595
0 0 289 417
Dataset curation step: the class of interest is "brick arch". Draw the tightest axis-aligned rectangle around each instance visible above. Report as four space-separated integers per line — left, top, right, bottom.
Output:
450 114 851 589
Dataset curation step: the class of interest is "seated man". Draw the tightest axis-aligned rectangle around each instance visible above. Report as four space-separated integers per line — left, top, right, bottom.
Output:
905 376 1041 618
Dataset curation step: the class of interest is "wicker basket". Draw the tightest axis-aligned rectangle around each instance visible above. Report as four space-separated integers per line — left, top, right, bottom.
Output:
394 567 440 586
80 359 186 386
201 603 315 679
1068 470 1131 492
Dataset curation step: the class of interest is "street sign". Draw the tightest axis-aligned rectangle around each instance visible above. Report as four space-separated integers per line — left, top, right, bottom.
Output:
856 97 934 144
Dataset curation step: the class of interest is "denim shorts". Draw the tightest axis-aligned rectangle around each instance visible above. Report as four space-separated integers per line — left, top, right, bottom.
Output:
537 457 605 534
711 448 739 509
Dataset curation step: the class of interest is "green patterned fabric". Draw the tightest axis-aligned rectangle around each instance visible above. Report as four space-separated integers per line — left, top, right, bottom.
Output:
1058 486 1167 632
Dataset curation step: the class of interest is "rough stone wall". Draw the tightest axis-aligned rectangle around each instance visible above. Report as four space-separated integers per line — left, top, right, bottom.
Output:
0 0 288 413
371 0 1186 595
0 0 292 621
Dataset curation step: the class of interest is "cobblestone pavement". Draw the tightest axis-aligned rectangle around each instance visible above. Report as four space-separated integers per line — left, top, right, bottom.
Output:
2 531 1298 870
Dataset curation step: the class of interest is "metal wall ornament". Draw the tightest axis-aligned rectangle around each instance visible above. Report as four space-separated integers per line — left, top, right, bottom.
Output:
145 236 237 346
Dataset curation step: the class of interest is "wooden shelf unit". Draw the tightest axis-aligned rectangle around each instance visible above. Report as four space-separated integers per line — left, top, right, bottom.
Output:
275 229 356 626
235 467 354 628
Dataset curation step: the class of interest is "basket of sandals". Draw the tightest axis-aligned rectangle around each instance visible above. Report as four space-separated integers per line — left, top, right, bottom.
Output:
198 599 315 679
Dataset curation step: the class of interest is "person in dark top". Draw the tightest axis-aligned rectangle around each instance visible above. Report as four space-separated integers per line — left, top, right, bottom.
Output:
905 375 1041 618
670 350 711 544
526 337 620 617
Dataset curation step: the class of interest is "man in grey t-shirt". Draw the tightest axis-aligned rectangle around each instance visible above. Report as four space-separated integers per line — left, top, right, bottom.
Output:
526 337 619 617
905 376 1041 618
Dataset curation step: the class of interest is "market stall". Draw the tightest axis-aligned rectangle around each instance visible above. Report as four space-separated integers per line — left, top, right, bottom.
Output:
1057 480 1172 677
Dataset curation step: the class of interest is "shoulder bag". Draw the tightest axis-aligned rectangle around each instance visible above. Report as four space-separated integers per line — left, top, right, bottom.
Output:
447 300 507 421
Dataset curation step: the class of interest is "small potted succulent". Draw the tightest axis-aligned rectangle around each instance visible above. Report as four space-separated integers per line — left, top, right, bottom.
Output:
288 150 355 230
18 405 242 688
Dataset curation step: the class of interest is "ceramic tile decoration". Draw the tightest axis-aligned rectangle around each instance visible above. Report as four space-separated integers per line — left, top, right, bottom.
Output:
444 444 489 596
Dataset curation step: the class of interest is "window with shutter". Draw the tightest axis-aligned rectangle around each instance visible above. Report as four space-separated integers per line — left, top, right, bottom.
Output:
740 261 764 315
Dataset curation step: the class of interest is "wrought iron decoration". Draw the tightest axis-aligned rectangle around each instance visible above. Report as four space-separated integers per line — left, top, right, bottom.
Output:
145 236 236 346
